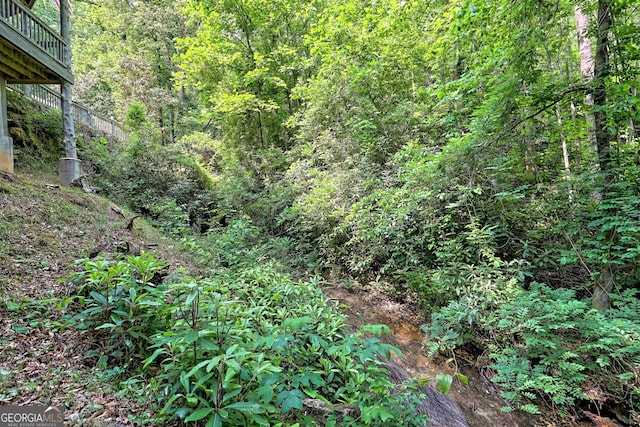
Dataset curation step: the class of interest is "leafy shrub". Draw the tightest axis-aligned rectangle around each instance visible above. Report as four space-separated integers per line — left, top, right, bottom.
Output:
79 134 219 234
490 285 640 416
125 102 147 131
332 142 533 312
62 229 431 426
421 261 522 355
424 282 640 420
143 269 428 426
60 254 170 370
559 171 640 288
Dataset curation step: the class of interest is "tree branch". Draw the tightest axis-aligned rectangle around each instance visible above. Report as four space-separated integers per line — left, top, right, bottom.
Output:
503 85 588 136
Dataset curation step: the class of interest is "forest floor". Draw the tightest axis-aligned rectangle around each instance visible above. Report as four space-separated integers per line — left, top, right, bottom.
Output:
322 285 533 427
0 170 198 425
0 170 612 426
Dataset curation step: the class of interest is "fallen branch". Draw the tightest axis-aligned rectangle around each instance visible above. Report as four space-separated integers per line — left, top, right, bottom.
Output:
110 203 126 218
126 215 141 231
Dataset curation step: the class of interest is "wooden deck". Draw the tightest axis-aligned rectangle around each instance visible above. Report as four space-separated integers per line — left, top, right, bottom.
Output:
0 0 73 83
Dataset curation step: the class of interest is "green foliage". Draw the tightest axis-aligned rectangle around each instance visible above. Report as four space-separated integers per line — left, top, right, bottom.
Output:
6 92 64 168
300 0 431 163
177 0 319 150
81 134 218 235
59 225 430 426
59 254 169 369
559 164 640 285
491 284 640 415
421 266 522 356
144 270 425 426
31 109 63 147
425 283 640 416
72 0 197 142
320 142 528 311
125 102 147 131
67 0 640 421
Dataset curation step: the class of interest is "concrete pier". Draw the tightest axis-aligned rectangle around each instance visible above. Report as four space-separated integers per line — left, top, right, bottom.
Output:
59 157 81 185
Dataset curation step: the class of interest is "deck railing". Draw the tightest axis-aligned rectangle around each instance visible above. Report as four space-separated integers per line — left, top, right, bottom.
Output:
8 84 129 142
0 0 66 66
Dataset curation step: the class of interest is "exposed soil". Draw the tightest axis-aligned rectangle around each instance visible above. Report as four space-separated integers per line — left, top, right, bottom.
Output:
322 284 614 427
0 171 195 426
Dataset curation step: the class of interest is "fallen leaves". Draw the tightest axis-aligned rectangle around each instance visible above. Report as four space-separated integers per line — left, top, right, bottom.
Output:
0 173 167 425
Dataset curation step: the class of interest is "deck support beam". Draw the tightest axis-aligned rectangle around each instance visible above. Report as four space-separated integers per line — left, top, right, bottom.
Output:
58 0 79 184
0 76 14 173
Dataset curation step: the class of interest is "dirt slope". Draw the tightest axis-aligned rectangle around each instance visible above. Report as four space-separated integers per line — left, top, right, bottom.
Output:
0 171 193 426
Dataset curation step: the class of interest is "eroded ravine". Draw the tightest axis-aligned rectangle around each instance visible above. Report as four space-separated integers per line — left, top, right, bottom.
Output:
323 285 536 427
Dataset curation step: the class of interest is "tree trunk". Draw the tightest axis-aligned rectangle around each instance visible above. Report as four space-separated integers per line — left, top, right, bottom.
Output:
573 4 597 155
60 0 76 159
61 81 76 158
557 104 573 201
591 0 615 311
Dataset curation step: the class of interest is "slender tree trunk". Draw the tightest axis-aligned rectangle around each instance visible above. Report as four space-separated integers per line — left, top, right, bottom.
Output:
557 104 573 201
574 4 597 155
591 0 615 311
629 87 638 142
169 105 176 144
523 124 537 182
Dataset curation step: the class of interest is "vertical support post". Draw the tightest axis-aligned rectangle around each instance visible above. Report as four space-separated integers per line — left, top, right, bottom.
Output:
61 80 75 158
0 76 14 173
59 0 80 184
21 13 33 101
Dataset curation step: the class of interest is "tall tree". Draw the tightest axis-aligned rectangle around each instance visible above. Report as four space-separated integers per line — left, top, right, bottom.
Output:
573 3 598 154
591 0 615 310
71 0 194 141
176 0 322 151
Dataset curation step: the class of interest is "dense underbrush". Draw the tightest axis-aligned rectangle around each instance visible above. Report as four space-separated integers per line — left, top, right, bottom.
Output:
72 126 640 425
423 284 640 422
57 221 431 426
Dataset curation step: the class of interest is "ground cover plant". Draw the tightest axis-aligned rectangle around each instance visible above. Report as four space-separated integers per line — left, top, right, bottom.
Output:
59 221 432 426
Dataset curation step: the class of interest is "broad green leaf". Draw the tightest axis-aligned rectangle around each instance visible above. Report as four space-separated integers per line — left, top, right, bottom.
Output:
205 413 222 427
184 407 212 422
184 329 199 344
143 347 166 369
436 374 453 394
282 316 314 330
89 291 107 305
361 324 391 336
456 373 469 384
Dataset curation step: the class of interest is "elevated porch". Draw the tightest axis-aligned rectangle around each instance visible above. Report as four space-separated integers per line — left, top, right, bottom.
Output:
0 0 73 84
1 0 77 181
